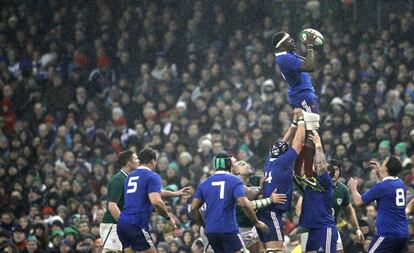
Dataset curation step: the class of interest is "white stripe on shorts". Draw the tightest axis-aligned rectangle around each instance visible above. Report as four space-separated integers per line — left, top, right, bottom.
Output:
369 236 385 253
237 233 247 251
142 229 154 247
270 211 283 240
325 227 332 253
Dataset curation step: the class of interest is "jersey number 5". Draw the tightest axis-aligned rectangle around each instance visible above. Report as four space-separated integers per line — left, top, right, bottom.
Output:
212 181 225 199
396 188 405 206
127 176 140 194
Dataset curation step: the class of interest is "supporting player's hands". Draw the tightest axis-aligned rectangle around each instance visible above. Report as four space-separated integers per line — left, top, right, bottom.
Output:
255 220 269 233
293 108 303 120
308 130 321 147
270 189 287 204
176 187 192 196
369 159 383 180
347 177 358 190
302 31 317 46
355 228 364 243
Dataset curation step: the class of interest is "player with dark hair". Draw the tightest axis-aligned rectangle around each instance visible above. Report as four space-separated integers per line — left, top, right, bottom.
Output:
296 130 338 253
271 30 323 192
296 159 364 252
256 109 306 253
190 153 269 253
117 148 175 253
348 156 408 252
100 150 189 253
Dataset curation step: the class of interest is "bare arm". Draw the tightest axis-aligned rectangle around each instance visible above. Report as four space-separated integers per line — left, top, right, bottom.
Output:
295 196 303 217
291 109 306 154
283 125 297 145
347 178 364 207
190 198 205 227
345 203 360 229
309 130 327 175
369 160 384 181
161 187 191 198
107 202 121 221
238 196 260 225
148 192 170 218
406 198 414 215
244 185 261 200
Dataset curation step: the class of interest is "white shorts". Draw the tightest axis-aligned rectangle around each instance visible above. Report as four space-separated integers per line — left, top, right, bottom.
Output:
300 231 343 252
239 227 260 248
100 223 122 251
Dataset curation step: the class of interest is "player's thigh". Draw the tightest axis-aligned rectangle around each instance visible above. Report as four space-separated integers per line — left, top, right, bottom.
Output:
368 236 407 253
206 233 243 253
240 227 260 249
100 223 123 252
117 222 154 252
306 227 337 253
256 211 284 243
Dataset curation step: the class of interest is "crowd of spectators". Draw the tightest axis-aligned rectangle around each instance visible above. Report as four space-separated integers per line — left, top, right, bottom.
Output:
0 0 414 252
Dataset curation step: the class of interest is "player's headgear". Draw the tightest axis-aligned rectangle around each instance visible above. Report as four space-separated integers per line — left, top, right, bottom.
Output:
214 153 232 171
272 31 290 49
328 159 342 178
269 141 288 159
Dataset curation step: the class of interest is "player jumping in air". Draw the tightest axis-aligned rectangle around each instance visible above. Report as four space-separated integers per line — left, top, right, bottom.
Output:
271 30 323 192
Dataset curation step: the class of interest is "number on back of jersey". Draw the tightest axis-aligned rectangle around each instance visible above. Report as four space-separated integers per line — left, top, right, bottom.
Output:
264 172 272 184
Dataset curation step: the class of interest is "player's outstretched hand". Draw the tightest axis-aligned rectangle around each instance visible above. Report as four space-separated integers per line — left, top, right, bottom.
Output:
255 220 269 233
302 31 317 46
347 177 358 190
356 229 364 243
308 130 321 146
164 216 177 233
293 108 303 120
270 189 287 204
177 187 192 196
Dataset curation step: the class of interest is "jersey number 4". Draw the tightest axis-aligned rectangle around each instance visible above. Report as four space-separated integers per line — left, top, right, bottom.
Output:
212 181 225 199
396 188 405 206
264 172 272 183
127 176 140 194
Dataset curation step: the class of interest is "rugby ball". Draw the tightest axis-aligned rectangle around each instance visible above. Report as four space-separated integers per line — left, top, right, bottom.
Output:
300 28 325 46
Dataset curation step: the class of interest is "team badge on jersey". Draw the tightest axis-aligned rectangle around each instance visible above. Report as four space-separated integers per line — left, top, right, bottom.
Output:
337 198 342 205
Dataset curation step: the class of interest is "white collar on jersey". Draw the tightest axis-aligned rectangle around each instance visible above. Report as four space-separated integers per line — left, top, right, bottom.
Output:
383 176 399 181
215 170 230 174
120 170 128 177
137 166 151 171
275 51 287 57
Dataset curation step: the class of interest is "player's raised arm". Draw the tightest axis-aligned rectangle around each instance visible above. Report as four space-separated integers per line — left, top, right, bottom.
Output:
282 109 299 145
299 31 316 72
291 109 306 155
347 178 363 207
161 187 191 198
308 130 327 175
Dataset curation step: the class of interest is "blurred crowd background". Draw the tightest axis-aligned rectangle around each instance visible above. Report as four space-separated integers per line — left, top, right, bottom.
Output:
0 0 414 252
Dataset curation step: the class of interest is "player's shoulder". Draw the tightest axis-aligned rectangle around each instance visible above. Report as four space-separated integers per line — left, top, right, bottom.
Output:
336 181 348 191
275 51 294 61
110 171 127 182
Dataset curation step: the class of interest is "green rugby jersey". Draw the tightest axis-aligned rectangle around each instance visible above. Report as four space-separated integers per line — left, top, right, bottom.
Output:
331 181 350 223
236 175 261 228
102 170 128 224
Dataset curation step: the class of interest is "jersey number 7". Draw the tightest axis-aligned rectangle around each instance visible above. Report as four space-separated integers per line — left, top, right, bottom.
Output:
212 181 225 199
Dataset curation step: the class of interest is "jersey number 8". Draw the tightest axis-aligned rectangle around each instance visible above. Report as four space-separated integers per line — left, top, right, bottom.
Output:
396 188 405 207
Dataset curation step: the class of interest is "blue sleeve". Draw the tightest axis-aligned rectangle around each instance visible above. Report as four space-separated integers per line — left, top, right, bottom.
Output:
194 186 204 201
278 148 298 168
361 183 384 204
317 171 334 189
233 180 246 200
277 54 301 72
148 174 162 193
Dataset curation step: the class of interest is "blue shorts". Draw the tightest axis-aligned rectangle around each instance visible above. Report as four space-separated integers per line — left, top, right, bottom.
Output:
300 99 320 114
306 227 338 253
256 210 284 242
117 222 154 251
368 236 407 253
206 232 243 253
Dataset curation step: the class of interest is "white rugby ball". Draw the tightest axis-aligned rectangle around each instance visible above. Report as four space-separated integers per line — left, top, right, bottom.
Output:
300 28 325 46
